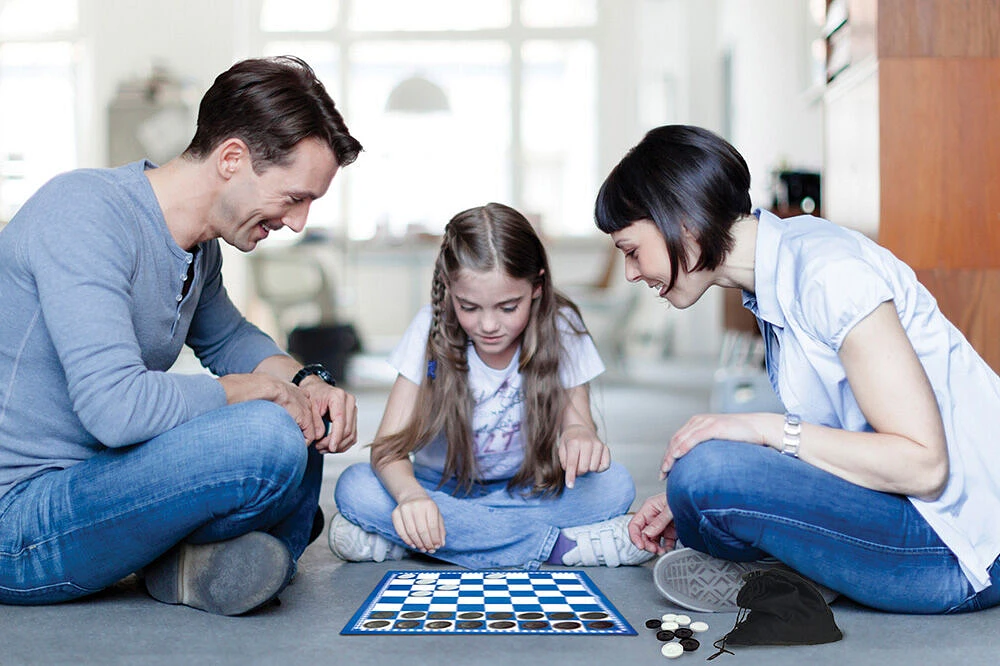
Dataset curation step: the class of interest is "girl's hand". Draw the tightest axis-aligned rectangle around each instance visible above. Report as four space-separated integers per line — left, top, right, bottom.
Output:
391 493 446 554
627 493 676 554
661 412 781 479
558 424 611 489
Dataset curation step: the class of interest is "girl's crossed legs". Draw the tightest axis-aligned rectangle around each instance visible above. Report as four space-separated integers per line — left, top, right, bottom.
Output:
334 461 635 568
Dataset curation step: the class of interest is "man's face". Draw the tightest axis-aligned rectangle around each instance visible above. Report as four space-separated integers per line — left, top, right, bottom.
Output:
220 137 339 252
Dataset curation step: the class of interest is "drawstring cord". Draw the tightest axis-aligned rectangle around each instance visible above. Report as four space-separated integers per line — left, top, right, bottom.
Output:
707 606 749 660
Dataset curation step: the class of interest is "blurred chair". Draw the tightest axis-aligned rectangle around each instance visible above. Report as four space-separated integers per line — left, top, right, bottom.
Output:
249 246 336 340
249 245 361 384
563 245 645 372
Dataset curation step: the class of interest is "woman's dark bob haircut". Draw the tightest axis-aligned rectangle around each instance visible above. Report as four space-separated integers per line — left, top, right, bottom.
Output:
594 125 751 292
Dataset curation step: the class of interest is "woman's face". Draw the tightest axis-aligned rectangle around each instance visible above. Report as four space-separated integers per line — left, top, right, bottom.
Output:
609 219 714 309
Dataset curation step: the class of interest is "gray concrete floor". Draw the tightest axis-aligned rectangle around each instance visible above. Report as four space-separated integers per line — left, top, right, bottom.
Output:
1 357 997 665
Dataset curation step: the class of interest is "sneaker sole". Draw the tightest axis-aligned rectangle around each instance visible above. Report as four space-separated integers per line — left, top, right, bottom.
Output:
145 532 292 616
653 549 779 613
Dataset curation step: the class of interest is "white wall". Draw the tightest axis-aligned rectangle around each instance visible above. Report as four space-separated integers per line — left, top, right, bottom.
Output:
78 0 243 168
717 0 824 208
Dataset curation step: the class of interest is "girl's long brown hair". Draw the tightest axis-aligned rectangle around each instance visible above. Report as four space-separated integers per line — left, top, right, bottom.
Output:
372 203 588 496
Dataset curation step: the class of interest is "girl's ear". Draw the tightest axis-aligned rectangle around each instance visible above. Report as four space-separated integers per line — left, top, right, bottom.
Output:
532 269 545 300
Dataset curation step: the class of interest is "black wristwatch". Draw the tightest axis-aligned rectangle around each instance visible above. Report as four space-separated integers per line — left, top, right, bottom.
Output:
292 363 336 387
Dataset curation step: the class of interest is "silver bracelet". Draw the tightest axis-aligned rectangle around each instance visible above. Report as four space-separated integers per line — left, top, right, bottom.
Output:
781 413 801 458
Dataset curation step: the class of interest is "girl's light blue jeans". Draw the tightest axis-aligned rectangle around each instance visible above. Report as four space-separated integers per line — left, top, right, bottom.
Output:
667 439 1000 614
334 460 636 569
0 401 322 605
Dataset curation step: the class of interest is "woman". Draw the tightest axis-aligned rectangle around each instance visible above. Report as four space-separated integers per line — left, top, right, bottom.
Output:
595 124 1000 614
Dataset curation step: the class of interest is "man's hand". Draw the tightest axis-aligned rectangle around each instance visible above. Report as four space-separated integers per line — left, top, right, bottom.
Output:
217 366 358 452
557 424 611 489
296 374 357 453
627 492 676 555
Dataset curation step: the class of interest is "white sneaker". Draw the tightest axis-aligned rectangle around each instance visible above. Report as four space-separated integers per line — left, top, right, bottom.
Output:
328 513 406 563
653 547 838 612
559 515 655 567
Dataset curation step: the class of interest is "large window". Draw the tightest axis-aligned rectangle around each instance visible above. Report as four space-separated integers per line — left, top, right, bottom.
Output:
257 0 599 239
0 0 80 222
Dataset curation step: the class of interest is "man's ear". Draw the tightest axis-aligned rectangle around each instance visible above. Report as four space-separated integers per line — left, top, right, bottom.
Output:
215 138 250 180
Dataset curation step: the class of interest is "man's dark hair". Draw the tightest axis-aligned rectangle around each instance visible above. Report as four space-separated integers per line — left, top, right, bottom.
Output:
183 55 362 172
595 124 751 293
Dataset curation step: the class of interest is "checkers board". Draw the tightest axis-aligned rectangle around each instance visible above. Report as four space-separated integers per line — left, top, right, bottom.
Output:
342 570 636 636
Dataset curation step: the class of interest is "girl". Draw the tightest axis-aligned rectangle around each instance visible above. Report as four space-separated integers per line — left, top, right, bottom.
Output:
331 203 652 569
597 124 1000 614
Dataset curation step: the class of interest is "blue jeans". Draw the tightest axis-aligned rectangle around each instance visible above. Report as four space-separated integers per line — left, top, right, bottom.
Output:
334 461 636 569
667 439 1000 614
0 401 322 605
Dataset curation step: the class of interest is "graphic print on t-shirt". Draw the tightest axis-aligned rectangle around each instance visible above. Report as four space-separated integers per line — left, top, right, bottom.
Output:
473 376 526 478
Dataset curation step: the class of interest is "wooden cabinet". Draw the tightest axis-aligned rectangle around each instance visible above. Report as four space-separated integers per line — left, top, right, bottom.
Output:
823 0 1000 370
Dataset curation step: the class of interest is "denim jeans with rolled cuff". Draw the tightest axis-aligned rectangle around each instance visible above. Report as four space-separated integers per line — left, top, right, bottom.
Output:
667 439 1000 614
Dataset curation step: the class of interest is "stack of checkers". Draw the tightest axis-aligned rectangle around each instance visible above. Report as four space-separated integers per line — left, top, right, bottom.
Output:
642 613 709 659
342 570 636 635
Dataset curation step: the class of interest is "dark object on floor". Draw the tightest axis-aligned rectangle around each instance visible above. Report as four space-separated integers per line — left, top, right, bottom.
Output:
309 507 325 544
287 323 362 384
709 568 843 659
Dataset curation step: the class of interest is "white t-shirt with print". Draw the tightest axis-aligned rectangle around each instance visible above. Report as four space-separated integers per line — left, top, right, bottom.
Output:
388 304 605 481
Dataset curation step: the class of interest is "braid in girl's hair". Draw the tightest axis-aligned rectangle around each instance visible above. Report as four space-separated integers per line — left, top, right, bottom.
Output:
372 203 590 496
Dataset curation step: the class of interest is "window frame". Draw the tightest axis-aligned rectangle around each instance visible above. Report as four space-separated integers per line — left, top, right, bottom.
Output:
250 0 606 239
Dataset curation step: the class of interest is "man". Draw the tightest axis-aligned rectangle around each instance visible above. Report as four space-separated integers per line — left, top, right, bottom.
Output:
0 56 360 615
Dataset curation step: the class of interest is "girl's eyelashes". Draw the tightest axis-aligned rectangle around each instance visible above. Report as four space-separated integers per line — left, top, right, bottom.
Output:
456 302 521 313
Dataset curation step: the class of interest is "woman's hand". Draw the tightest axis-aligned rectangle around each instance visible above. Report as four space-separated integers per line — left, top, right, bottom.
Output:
660 412 781 478
558 424 612 489
392 493 446 554
628 493 676 554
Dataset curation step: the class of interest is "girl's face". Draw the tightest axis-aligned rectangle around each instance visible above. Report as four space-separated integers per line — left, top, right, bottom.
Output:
449 268 541 370
610 219 713 309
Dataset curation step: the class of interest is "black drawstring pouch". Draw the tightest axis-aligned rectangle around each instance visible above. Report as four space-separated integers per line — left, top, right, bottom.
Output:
708 569 843 659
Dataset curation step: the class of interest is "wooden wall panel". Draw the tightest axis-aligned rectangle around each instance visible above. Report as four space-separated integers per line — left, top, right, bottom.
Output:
878 58 1000 270
879 0 1000 57
916 269 1000 371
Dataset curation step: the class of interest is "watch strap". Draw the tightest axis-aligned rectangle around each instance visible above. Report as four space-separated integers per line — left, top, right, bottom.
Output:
292 363 336 387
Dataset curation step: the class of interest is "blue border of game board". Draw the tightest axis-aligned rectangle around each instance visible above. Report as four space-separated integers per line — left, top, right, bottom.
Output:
342 569 637 636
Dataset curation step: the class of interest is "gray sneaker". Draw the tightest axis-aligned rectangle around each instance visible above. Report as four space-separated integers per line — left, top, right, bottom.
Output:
144 531 293 616
328 513 406 562
560 515 655 567
653 547 837 612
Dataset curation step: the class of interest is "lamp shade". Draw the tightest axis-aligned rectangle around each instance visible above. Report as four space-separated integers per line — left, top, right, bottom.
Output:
385 75 450 113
